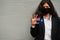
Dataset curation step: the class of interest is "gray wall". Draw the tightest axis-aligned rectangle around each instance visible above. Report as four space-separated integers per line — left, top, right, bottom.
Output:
0 0 60 40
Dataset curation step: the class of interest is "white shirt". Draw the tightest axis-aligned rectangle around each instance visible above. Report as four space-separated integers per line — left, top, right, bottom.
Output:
44 16 52 40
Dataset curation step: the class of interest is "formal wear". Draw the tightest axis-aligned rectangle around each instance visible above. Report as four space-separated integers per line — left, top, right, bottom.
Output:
30 16 60 40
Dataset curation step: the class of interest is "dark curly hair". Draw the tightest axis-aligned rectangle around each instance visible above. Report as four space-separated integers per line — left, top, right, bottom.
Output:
33 0 58 18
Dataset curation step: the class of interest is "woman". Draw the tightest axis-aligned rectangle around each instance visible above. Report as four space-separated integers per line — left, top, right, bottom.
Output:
30 0 60 40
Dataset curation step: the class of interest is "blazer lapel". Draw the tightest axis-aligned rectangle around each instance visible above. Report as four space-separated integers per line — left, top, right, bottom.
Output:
40 17 45 34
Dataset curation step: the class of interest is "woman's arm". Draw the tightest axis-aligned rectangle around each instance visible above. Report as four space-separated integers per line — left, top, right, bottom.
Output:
30 24 40 37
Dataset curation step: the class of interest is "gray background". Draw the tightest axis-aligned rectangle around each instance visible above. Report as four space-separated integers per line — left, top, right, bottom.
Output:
0 0 60 40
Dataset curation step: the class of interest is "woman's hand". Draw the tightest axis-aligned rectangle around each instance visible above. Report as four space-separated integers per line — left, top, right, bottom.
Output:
32 14 38 26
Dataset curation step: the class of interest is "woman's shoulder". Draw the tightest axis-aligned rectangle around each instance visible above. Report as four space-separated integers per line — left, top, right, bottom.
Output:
58 17 60 22
57 17 60 23
57 17 60 20
55 17 60 20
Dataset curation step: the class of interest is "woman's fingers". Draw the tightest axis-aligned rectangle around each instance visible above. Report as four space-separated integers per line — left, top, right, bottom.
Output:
32 14 38 25
33 14 38 18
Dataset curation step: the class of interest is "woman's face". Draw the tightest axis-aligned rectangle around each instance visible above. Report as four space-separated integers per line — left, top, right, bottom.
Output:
41 2 52 15
43 2 50 8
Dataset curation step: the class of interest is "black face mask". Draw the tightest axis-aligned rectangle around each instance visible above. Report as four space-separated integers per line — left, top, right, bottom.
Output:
41 7 53 15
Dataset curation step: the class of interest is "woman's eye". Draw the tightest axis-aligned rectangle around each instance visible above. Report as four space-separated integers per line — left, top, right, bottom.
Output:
44 6 50 8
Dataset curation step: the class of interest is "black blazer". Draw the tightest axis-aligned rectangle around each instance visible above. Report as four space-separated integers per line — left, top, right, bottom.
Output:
30 17 60 40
